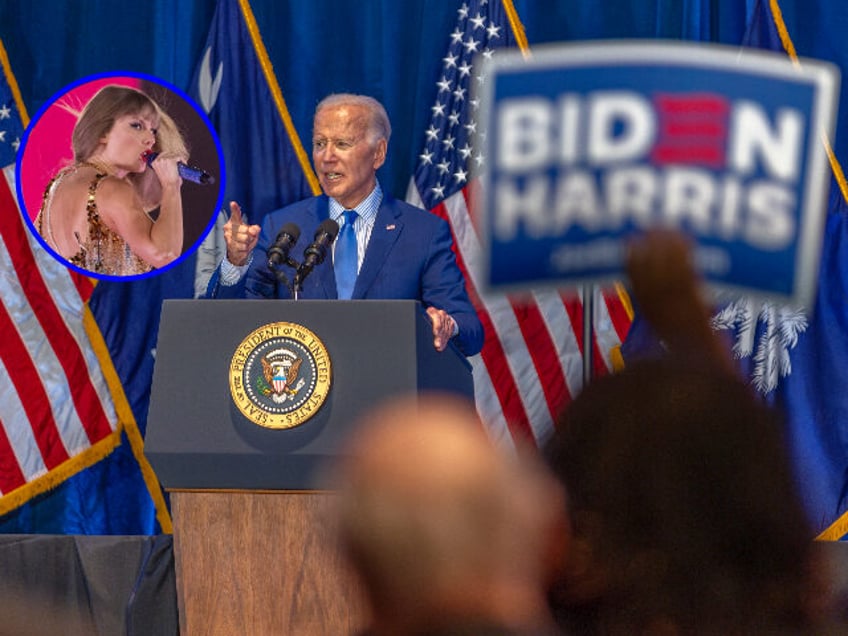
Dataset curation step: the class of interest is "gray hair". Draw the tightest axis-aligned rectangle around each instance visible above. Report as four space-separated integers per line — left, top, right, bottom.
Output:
315 93 392 144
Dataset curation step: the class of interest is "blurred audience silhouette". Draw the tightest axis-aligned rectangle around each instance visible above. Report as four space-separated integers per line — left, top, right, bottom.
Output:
544 230 824 635
325 230 846 636
330 394 567 636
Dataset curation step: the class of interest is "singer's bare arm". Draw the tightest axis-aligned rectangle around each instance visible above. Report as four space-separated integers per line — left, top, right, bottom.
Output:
223 201 261 266
96 153 185 268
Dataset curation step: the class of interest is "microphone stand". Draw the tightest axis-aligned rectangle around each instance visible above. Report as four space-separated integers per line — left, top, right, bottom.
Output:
269 257 298 299
291 268 304 301
293 283 300 301
291 249 323 300
289 221 339 300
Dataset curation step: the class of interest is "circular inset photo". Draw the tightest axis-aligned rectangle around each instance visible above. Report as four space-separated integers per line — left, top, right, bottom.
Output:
17 72 224 280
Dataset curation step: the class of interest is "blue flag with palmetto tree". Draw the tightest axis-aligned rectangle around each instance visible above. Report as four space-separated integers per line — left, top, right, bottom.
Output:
718 0 848 540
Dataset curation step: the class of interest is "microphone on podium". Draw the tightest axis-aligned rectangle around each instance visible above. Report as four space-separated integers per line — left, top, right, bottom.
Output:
144 151 215 185
293 219 340 291
267 223 301 269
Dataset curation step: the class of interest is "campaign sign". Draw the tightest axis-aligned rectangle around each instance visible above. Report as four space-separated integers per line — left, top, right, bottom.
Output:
477 42 839 307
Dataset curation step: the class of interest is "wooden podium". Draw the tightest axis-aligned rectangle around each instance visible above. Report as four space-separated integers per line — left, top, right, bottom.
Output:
145 299 474 635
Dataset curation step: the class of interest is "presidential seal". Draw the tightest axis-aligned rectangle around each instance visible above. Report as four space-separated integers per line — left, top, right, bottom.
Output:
229 322 332 429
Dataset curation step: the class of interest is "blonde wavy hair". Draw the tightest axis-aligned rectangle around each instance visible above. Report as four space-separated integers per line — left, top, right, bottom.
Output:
70 84 188 210
71 84 187 161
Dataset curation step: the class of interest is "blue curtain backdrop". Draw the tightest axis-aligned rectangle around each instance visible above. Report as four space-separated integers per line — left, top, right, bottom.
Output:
8 0 845 203
2 0 848 535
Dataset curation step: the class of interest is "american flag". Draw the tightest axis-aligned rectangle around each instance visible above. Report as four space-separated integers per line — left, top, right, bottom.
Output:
406 0 633 447
0 39 124 514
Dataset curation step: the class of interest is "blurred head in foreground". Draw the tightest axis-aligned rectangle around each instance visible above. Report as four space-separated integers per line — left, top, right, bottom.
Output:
330 393 566 636
545 356 814 635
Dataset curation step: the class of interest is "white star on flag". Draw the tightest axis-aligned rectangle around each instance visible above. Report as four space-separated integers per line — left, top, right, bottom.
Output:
407 0 633 448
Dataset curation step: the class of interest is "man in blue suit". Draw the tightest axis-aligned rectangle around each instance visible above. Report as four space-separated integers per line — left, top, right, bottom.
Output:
207 93 483 357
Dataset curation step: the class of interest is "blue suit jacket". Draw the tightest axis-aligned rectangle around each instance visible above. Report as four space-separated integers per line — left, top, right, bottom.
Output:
207 194 484 356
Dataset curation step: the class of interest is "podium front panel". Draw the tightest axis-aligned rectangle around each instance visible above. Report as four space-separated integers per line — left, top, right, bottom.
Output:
145 299 473 490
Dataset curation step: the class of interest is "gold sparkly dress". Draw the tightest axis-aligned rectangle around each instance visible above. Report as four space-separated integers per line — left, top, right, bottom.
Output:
35 165 153 276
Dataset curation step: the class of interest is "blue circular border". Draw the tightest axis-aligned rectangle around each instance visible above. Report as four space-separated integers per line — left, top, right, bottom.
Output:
15 70 226 282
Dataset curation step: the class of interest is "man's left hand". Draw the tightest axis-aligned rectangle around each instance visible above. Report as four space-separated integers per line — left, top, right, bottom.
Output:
427 307 457 352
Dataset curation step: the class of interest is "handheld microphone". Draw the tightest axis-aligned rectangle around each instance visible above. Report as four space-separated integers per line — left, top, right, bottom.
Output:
144 152 215 185
293 219 340 289
267 223 301 268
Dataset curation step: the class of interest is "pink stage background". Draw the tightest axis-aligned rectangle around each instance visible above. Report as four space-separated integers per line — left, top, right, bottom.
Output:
19 76 141 221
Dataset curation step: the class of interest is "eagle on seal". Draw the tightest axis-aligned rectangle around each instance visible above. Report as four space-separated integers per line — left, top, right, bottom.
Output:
261 356 302 398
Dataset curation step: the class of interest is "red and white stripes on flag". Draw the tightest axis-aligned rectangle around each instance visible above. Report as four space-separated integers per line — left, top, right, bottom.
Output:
407 0 633 447
0 166 121 511
0 42 122 513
